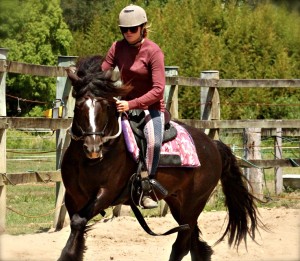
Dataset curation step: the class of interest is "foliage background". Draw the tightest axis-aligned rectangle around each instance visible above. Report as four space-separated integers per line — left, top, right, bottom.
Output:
0 0 72 116
0 0 299 119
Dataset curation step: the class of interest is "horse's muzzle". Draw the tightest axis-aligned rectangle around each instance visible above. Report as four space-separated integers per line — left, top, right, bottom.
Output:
84 146 103 159
83 137 103 159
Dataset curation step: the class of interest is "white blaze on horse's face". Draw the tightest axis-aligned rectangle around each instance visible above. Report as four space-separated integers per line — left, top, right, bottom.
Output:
86 98 97 137
84 97 103 159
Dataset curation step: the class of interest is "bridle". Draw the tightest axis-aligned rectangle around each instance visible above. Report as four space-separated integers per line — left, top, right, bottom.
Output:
67 96 123 142
68 113 122 142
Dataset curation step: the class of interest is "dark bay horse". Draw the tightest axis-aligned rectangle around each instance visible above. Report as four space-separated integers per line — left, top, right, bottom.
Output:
58 55 263 261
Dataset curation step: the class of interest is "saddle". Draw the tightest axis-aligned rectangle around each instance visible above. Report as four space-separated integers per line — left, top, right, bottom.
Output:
128 109 181 167
128 109 177 143
122 110 201 168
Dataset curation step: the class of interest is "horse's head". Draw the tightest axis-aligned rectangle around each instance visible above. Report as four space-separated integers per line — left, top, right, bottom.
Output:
66 55 132 160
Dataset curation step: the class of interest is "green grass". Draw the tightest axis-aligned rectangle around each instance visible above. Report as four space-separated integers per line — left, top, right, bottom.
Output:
6 183 56 235
5 130 57 235
6 129 56 173
6 157 56 173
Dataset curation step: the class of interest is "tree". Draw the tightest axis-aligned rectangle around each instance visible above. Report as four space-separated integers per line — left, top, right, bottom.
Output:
66 0 130 56
0 0 73 116
60 0 114 33
218 2 300 119
62 0 300 119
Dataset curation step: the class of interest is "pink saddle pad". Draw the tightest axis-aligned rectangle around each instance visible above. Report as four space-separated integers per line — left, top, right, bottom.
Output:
121 119 200 168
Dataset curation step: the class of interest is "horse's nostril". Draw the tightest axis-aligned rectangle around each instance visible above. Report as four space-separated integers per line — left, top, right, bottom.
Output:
83 144 90 153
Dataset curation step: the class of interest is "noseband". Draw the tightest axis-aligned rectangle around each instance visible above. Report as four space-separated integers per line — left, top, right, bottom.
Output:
68 120 108 141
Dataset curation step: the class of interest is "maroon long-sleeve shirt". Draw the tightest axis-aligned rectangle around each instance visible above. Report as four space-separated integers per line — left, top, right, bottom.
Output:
101 38 165 112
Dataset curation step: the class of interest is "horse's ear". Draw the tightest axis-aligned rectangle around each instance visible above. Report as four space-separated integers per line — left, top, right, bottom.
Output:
111 70 123 87
66 67 80 83
103 69 119 81
103 69 113 80
111 70 120 82
103 69 122 87
65 67 84 96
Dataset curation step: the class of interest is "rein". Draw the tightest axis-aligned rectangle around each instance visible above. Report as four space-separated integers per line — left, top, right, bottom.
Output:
130 201 190 236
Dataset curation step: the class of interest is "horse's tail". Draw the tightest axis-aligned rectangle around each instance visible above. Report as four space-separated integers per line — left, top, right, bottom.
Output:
214 140 264 248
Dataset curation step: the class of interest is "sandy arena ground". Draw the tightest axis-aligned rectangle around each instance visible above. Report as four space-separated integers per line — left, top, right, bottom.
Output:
1 207 299 261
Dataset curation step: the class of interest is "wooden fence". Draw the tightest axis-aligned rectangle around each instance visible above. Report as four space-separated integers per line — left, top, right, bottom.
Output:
0 48 300 231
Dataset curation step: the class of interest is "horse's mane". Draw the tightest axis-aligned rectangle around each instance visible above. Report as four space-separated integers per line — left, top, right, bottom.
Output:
76 55 102 77
69 55 132 99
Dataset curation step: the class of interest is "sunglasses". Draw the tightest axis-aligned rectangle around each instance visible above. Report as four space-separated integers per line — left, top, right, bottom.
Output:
120 26 139 34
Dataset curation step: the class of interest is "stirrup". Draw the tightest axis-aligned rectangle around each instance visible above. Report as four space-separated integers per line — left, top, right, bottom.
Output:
138 171 158 209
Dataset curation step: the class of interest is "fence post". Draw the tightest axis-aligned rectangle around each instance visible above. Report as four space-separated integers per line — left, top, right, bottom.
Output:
0 48 9 233
200 71 220 140
157 66 179 217
164 66 179 119
274 128 283 194
53 56 77 230
244 128 263 199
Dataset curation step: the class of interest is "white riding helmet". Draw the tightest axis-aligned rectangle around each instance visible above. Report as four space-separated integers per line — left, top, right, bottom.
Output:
119 4 147 27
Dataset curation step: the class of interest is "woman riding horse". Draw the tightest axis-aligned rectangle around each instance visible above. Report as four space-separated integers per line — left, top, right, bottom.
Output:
101 4 166 209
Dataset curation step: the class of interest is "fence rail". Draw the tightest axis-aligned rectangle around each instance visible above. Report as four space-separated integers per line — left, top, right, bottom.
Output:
2 157 300 186
166 77 300 88
1 60 300 88
1 117 300 135
0 60 70 77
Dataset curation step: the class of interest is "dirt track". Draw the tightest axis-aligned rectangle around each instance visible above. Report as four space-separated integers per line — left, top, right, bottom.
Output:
1 208 299 261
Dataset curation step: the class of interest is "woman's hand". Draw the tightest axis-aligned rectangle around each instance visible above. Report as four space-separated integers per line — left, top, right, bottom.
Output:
115 100 129 112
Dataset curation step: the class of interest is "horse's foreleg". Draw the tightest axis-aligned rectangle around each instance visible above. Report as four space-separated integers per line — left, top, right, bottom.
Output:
59 189 113 260
58 214 87 261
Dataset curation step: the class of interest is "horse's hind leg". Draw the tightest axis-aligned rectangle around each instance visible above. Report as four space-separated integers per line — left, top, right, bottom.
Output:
166 194 214 261
168 224 213 261
167 199 198 261
190 226 213 261
58 214 87 261
169 230 192 261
